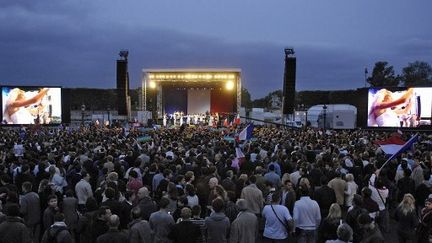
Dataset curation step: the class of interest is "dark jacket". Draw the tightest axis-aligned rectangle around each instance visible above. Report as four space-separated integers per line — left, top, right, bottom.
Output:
92 218 109 242
313 185 336 218
119 200 134 229
397 177 415 201
204 212 230 243
0 216 32 243
394 207 419 239
76 210 97 243
360 225 384 243
346 206 368 242
128 219 152 243
101 199 122 216
41 222 74 243
169 220 201 243
138 196 157 221
20 191 41 226
96 228 128 243
318 217 340 243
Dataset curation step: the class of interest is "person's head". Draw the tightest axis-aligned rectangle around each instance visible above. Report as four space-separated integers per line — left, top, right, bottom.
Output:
85 197 98 212
327 203 342 220
361 187 372 198
137 187 149 199
105 187 116 200
107 214 120 229
211 198 225 213
208 177 218 189
353 194 364 207
54 212 65 223
22 181 33 193
403 168 412 178
47 195 58 208
399 193 415 215
82 171 90 181
269 164 275 172
336 223 353 242
425 198 432 210
271 190 282 204
176 175 186 186
345 173 354 182
191 205 201 217
181 207 192 220
298 186 310 197
185 171 195 183
159 197 170 210
249 175 257 184
129 170 138 179
97 206 112 221
283 179 293 191
185 184 196 197
236 199 248 211
320 176 329 186
5 203 20 217
131 207 142 220
357 213 374 229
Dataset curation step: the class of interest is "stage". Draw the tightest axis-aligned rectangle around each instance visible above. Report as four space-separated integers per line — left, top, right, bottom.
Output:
142 69 241 118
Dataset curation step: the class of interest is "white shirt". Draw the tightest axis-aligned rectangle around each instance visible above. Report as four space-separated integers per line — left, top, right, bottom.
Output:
262 204 292 240
75 179 93 205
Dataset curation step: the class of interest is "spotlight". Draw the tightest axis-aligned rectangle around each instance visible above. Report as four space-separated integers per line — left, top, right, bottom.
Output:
149 81 157 89
225 80 234 90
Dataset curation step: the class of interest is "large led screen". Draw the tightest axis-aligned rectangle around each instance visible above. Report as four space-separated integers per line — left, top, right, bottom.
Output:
368 87 432 127
2 86 62 125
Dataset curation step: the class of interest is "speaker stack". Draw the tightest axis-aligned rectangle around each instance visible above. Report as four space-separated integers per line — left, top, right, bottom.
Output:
282 48 296 116
116 51 130 116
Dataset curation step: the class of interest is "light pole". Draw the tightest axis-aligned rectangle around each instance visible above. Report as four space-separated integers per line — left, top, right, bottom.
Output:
107 107 111 127
81 104 86 126
323 104 327 129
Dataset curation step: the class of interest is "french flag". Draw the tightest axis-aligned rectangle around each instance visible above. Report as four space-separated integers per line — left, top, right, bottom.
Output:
375 134 406 155
232 146 246 169
238 123 254 141
379 134 419 169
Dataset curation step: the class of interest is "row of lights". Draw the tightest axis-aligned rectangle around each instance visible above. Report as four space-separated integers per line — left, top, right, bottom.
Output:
148 80 235 90
148 73 236 80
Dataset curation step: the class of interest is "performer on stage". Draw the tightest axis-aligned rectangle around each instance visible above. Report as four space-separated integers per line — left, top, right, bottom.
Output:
163 114 167 127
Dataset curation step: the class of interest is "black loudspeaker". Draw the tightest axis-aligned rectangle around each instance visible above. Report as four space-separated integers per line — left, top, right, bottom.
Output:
282 52 296 115
61 89 71 124
117 60 129 116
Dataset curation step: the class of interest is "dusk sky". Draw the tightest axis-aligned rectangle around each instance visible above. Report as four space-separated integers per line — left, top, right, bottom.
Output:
1 0 431 98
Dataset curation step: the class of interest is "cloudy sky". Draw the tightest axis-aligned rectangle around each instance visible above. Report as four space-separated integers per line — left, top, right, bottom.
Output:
0 0 431 98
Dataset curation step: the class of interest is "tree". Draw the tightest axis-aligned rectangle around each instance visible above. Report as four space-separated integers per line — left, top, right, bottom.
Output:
367 61 399 87
241 87 252 109
401 61 432 87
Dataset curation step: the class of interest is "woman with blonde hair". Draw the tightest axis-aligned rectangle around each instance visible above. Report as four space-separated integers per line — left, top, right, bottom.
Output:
3 88 49 124
318 203 342 243
395 193 419 242
344 173 358 207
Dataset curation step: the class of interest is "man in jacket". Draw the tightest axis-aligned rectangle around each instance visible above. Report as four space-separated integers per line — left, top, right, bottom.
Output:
149 197 175 243
240 175 264 215
230 199 258 243
205 198 230 243
128 207 152 243
0 204 32 243
169 207 201 243
41 213 74 243
20 181 41 242
96 215 128 243
313 176 336 218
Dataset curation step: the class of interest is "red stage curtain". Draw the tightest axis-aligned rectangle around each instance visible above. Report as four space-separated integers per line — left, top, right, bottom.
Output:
210 88 235 113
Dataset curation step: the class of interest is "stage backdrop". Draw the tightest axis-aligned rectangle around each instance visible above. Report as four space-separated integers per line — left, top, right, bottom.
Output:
210 89 235 113
187 89 210 114
163 87 187 114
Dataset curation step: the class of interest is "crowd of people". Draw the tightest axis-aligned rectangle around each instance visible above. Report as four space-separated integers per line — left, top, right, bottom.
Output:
0 123 432 243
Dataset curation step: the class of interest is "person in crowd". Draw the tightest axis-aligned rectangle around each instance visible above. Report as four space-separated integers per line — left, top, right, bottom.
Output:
43 195 60 232
394 193 418 243
361 187 379 220
20 181 41 242
325 223 354 243
91 206 112 242
169 207 201 243
0 203 32 243
418 198 432 243
230 199 258 243
368 171 389 233
328 171 347 207
119 190 134 229
397 169 416 202
357 213 384 243
281 179 296 215
41 212 74 243
205 198 230 243
96 214 128 243
344 173 358 208
293 186 321 243
240 175 264 216
318 203 342 243
137 186 157 221
75 171 93 213
149 197 175 243
128 207 152 243
264 164 281 189
262 191 293 242
76 197 99 243
63 190 79 234
345 194 367 243
314 176 337 219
